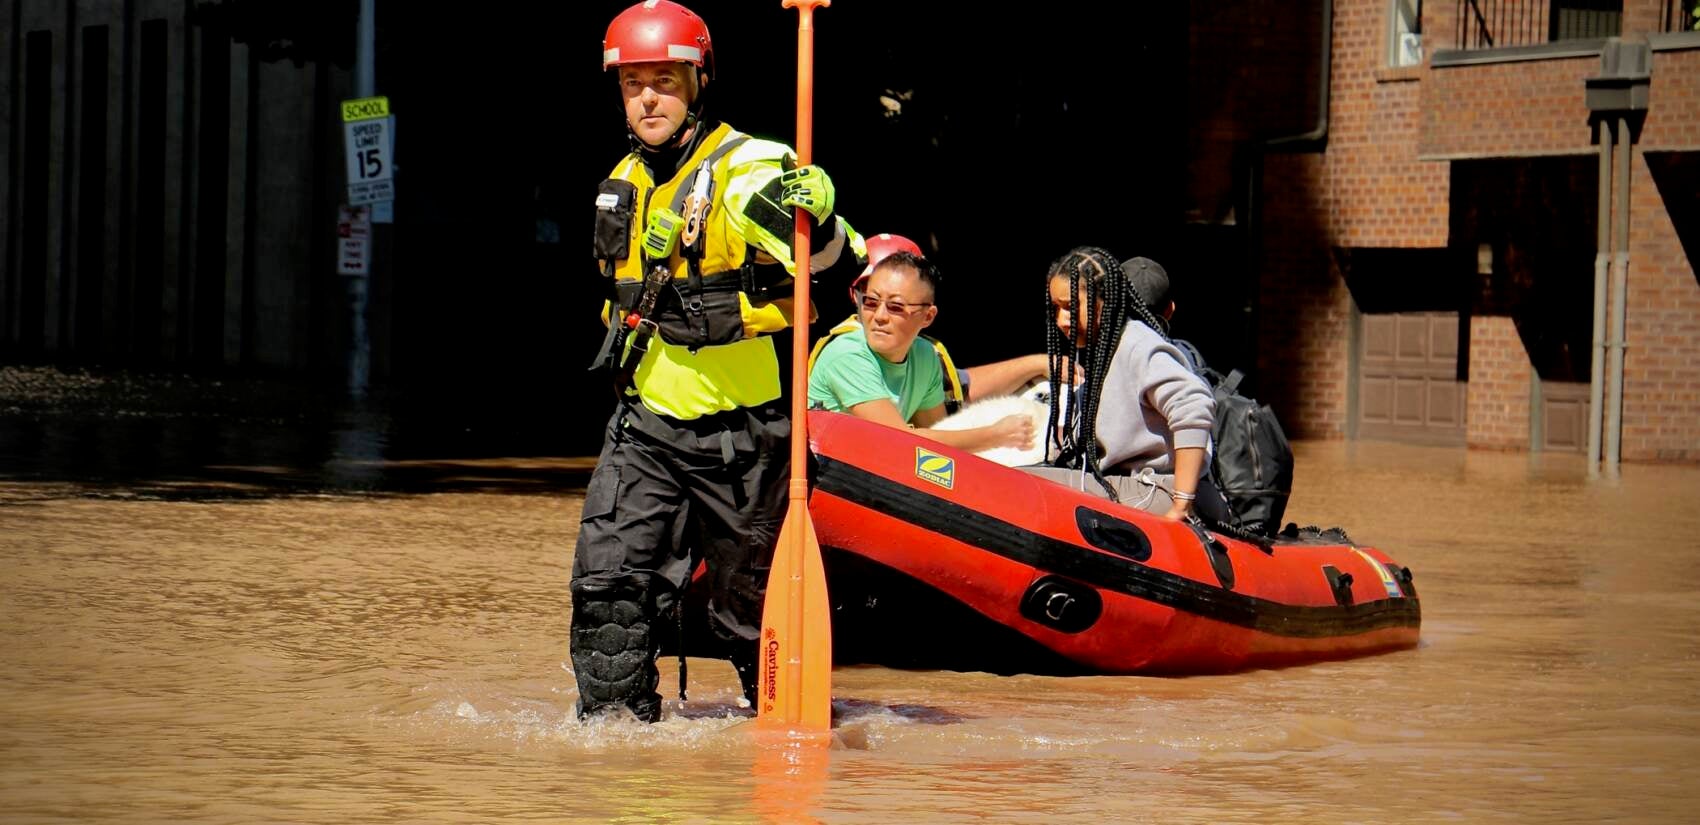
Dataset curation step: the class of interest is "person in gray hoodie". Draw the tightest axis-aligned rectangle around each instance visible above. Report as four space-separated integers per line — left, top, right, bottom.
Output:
1028 246 1229 523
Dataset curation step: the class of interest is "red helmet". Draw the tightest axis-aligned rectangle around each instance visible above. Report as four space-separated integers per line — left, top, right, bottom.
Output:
603 0 713 78
854 233 926 291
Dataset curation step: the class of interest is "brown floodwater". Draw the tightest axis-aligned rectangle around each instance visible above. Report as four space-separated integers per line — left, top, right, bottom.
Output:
3 437 1699 823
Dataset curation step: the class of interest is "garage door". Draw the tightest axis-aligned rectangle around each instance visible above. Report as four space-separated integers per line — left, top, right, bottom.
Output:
1357 312 1466 445
1537 381 1588 452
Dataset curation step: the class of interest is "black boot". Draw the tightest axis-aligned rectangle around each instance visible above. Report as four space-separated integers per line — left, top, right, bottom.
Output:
570 574 663 723
730 639 761 710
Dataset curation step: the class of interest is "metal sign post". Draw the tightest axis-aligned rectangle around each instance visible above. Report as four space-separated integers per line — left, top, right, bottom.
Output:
337 0 384 397
338 94 391 397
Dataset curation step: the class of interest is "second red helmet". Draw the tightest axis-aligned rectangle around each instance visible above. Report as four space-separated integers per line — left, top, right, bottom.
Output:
854 233 926 289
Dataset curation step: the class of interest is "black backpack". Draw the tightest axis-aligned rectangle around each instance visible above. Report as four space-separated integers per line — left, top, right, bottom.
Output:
1174 341 1295 537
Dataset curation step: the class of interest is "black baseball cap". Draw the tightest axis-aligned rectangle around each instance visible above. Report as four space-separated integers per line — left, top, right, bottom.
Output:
1121 256 1171 308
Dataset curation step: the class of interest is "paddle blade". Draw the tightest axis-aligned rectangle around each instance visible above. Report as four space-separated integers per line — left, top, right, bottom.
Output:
757 500 832 731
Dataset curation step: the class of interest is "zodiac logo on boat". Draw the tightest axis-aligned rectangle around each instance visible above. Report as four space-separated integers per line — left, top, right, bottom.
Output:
914 448 956 490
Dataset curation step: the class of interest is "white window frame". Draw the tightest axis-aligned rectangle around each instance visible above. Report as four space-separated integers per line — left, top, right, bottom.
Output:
1389 0 1423 67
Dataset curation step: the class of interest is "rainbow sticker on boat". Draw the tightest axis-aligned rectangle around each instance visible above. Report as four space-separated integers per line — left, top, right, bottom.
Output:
1353 549 1404 598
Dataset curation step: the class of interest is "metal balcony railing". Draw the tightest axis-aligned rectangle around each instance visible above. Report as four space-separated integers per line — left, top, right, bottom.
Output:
1454 0 1622 49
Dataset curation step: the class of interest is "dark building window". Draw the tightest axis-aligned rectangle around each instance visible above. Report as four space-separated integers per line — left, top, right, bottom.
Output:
1453 0 1622 49
1661 0 1700 31
1550 0 1621 40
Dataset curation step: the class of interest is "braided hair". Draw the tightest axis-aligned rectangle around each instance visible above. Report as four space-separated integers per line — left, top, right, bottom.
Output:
1043 246 1172 501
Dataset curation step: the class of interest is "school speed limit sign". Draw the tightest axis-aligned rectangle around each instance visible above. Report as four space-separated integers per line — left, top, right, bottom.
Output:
342 96 393 205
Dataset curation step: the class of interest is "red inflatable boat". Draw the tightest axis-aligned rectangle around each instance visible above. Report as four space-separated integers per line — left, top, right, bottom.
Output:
807 410 1421 675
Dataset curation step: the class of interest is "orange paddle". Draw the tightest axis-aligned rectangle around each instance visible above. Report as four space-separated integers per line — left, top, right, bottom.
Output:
758 0 833 733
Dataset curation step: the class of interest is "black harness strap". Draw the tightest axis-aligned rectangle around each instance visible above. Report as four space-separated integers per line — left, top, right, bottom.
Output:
662 136 751 343
611 264 675 393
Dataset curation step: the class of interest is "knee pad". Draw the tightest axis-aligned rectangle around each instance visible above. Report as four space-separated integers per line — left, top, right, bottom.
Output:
570 575 662 723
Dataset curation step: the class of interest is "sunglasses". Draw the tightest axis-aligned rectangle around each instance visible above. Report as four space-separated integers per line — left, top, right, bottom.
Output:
855 291 932 319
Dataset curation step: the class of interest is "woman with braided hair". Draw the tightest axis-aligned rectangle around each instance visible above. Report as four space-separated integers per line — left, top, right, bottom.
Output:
1027 247 1231 524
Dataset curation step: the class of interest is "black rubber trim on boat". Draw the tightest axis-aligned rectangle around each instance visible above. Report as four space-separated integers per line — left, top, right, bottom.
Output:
822 547 1092 675
1322 565 1355 606
1394 565 1418 599
1187 519 1236 590
813 455 1421 639
1075 507 1151 562
1019 576 1104 633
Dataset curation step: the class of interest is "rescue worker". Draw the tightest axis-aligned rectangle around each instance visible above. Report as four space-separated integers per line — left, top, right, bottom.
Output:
576 0 858 722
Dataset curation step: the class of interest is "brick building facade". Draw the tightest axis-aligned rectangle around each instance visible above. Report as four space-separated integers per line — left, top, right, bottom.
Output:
1195 0 1700 463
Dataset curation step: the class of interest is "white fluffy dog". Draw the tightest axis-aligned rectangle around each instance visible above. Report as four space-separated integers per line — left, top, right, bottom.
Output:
930 382 1060 467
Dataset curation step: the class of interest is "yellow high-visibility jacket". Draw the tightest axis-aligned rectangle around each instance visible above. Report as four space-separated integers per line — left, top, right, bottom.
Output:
598 122 853 419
